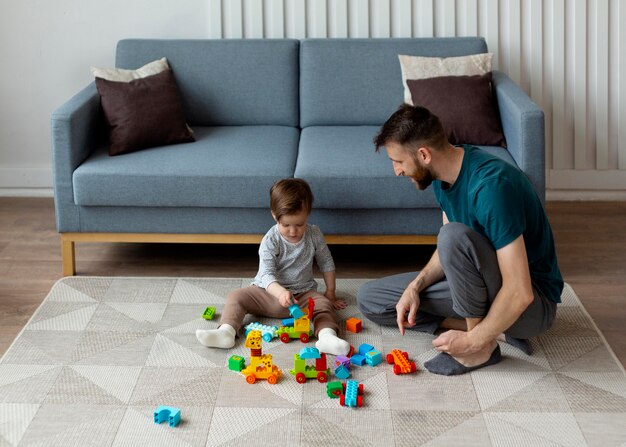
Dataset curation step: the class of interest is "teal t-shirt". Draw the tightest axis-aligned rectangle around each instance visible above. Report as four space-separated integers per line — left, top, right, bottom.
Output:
433 145 563 303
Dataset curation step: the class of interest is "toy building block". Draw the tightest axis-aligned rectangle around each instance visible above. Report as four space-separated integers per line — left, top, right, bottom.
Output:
365 350 382 366
202 306 216 320
386 349 417 375
154 406 181 427
288 304 304 319
346 318 362 333
228 355 246 372
327 381 343 398
350 354 366 366
244 322 278 342
241 330 282 384
299 347 321 359
277 299 314 343
340 380 364 407
335 355 351 369
358 343 375 356
335 364 350 379
291 351 330 383
282 317 294 327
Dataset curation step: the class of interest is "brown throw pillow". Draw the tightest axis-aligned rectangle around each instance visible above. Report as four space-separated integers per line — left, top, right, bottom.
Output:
407 73 506 147
95 69 195 156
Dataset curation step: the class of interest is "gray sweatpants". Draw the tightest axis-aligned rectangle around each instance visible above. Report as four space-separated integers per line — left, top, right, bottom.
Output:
357 222 557 339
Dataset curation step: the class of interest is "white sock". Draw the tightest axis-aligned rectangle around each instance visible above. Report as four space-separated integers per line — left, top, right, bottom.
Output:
196 324 236 349
315 328 350 356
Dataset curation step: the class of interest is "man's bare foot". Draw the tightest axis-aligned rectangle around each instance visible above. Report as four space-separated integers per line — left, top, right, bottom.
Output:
454 340 499 368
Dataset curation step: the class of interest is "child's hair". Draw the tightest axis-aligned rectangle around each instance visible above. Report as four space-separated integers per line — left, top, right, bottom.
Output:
270 178 314 222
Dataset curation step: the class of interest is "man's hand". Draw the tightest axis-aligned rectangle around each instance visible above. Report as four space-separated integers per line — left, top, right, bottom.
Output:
433 330 482 357
277 289 295 308
396 284 420 335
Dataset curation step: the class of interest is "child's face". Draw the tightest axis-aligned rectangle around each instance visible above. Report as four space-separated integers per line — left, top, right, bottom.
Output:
274 209 308 243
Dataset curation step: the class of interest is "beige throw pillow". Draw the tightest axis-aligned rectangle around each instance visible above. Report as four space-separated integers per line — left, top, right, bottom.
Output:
398 53 493 104
90 57 169 82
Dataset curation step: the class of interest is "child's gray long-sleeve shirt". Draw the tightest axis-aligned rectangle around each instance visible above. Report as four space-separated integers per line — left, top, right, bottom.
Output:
252 224 335 294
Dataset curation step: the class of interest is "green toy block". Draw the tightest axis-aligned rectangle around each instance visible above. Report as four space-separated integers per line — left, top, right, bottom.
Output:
326 381 343 398
202 306 216 320
228 355 245 372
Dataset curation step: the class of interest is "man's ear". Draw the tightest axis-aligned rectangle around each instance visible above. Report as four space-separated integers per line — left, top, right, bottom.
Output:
417 146 432 164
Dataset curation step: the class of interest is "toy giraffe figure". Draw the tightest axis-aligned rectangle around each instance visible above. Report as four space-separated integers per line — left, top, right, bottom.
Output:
241 330 282 384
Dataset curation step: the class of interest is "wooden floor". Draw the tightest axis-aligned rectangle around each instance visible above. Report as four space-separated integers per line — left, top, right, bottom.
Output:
1 198 625 368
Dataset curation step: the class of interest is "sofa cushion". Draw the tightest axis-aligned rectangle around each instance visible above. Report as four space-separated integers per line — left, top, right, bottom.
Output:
295 126 438 209
300 37 488 127
95 70 195 156
407 73 506 147
295 127 519 209
398 53 492 105
73 126 299 207
115 39 300 127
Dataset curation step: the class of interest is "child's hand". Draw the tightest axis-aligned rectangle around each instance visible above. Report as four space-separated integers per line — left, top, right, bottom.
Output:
278 290 295 308
330 298 347 310
325 290 347 310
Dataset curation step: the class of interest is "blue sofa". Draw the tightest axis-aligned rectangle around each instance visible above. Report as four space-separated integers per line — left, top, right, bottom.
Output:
51 37 544 275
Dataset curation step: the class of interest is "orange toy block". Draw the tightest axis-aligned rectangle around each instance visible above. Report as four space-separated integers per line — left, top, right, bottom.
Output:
346 318 362 333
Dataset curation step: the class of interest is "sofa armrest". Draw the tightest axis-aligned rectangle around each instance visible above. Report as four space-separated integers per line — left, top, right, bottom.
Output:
492 71 546 203
51 83 104 231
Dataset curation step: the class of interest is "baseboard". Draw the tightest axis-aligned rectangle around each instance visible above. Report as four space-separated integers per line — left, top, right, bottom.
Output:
0 188 53 197
546 190 626 201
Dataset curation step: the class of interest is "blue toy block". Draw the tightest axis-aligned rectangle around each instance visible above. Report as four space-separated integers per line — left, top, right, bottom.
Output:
288 304 304 319
342 380 362 407
282 317 295 327
299 347 321 359
335 355 351 369
365 350 382 366
350 354 366 366
154 405 181 427
335 364 350 379
358 343 375 356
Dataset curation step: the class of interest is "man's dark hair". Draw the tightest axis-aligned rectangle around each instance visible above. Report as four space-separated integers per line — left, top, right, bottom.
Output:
373 104 448 153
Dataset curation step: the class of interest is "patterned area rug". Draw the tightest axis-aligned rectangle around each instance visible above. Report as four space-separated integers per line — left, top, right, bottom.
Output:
1 277 626 447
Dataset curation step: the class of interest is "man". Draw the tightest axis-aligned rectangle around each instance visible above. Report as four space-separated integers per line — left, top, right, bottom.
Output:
357 104 563 375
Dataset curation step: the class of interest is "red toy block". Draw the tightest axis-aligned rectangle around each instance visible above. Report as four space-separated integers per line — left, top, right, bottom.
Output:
346 318 362 333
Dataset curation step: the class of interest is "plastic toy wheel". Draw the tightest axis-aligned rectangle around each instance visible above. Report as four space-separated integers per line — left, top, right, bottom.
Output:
358 384 364 395
342 383 347 393
246 374 256 384
299 333 309 343
317 372 327 383
262 333 272 342
386 353 394 364
393 364 401 375
296 372 307 384
410 362 417 373
357 395 363 407
340 395 345 406
267 374 278 385
280 333 290 343
402 351 409 359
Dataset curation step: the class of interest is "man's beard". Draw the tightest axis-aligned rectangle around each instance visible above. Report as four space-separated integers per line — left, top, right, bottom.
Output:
409 156 433 190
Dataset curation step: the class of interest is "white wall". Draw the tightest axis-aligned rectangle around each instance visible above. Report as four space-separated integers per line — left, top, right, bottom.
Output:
1 0 625 199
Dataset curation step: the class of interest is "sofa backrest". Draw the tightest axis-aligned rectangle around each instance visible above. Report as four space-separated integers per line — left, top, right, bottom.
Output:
116 39 300 127
299 37 488 127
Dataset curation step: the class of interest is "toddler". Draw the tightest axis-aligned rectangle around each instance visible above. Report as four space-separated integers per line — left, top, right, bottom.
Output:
196 178 350 356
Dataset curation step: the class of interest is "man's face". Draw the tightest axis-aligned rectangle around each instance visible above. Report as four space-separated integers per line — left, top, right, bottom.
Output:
385 142 433 190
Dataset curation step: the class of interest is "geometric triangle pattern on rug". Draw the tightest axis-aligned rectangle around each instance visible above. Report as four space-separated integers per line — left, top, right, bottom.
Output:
0 277 625 446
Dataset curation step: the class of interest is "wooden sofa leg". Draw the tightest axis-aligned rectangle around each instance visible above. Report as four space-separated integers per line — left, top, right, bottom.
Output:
61 238 76 276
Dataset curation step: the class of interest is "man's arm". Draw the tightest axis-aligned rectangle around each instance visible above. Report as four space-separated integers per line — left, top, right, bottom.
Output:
396 212 448 335
433 234 534 355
